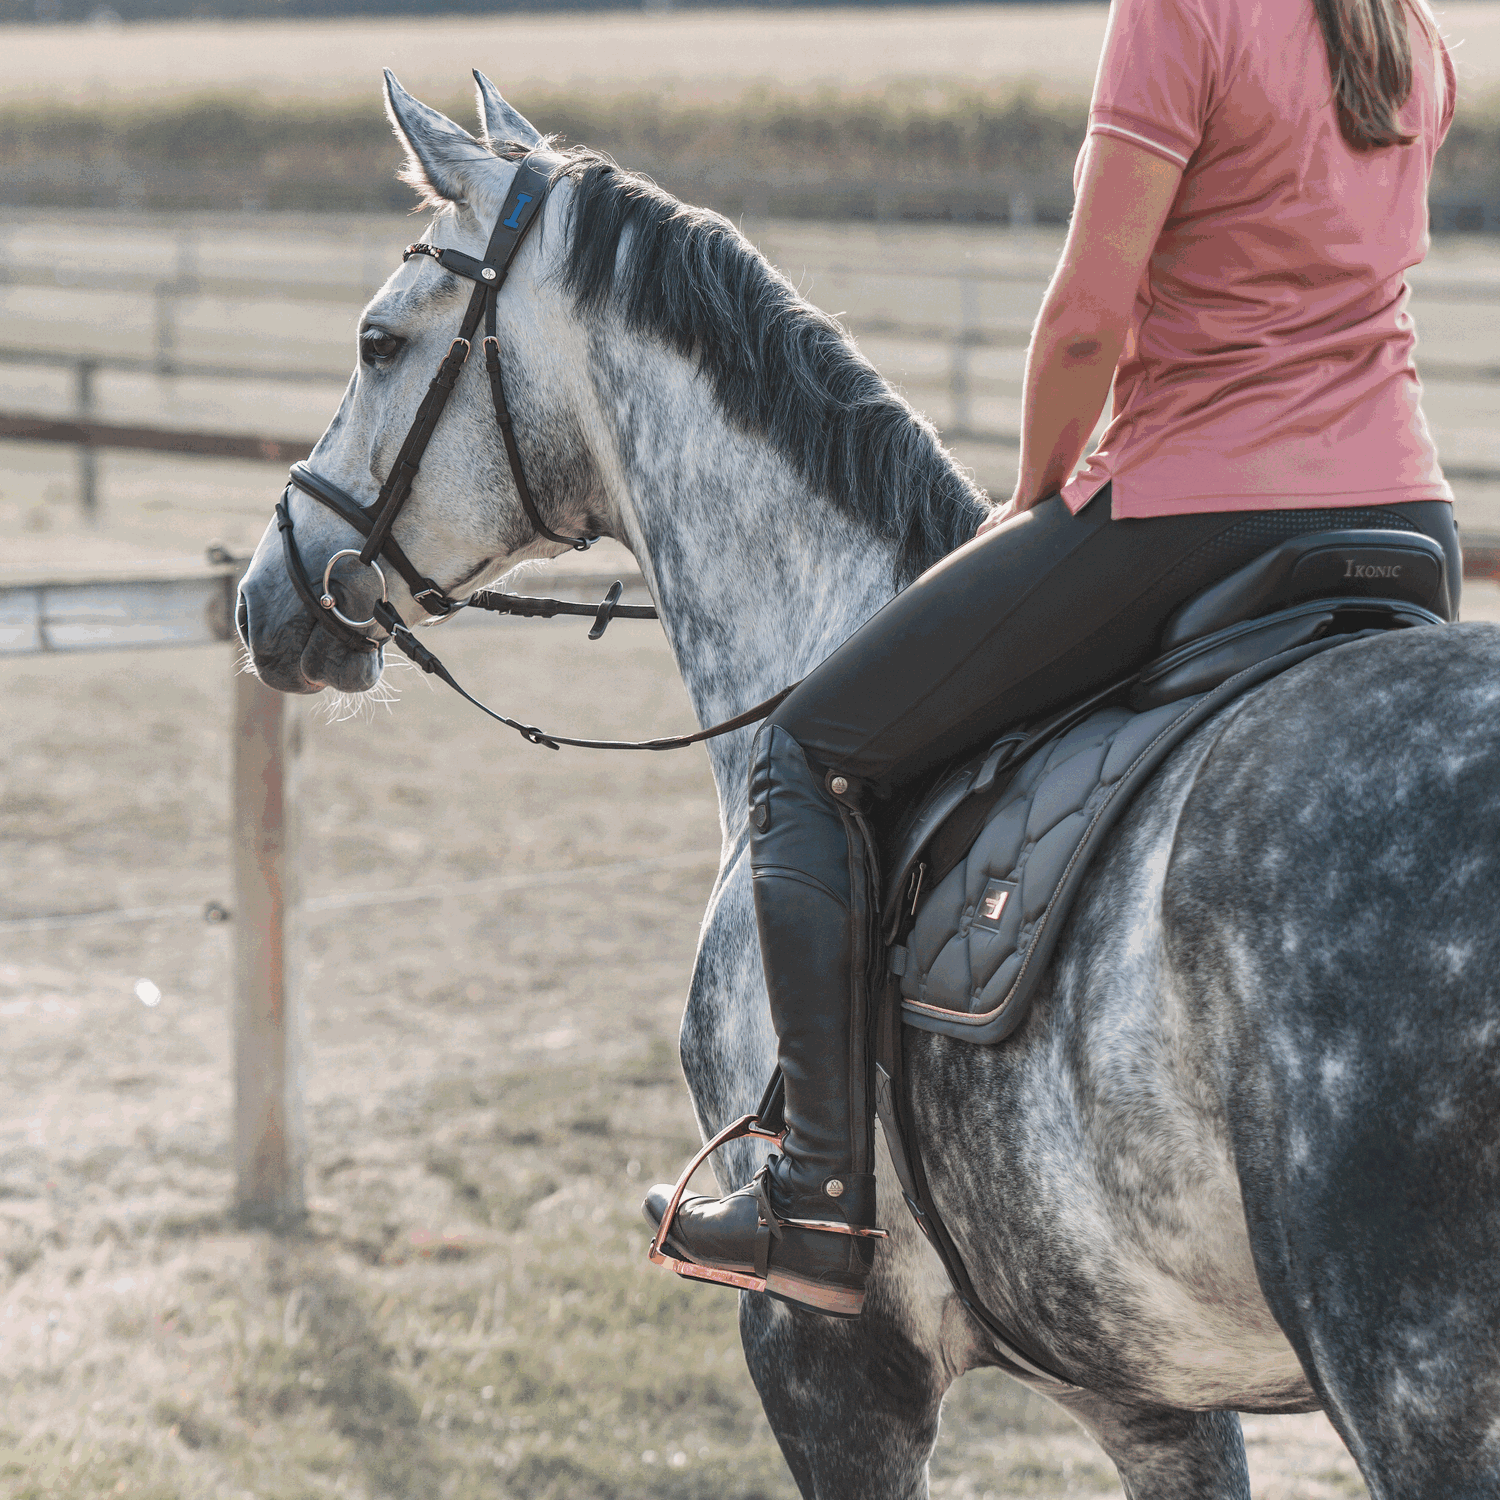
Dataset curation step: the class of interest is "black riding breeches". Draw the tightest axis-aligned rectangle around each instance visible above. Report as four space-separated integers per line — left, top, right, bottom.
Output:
769 487 1460 797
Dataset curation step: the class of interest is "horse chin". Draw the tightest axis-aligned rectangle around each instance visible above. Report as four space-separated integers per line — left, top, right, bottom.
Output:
299 629 384 695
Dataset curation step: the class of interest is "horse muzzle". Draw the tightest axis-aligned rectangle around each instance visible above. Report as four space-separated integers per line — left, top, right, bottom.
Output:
237 569 383 697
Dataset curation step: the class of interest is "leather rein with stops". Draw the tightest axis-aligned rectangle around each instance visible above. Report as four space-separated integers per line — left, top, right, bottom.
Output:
274 157 797 752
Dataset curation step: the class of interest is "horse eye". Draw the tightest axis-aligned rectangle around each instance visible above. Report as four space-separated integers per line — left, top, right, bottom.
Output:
360 328 405 364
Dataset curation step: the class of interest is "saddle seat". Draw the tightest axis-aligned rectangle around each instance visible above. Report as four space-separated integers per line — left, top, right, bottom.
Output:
880 527 1450 1047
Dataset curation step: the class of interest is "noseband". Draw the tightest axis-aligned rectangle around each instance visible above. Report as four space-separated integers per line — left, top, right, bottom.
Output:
271 156 796 752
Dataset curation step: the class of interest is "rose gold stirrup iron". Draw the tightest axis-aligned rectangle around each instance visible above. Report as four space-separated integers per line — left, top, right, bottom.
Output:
646 1113 888 1298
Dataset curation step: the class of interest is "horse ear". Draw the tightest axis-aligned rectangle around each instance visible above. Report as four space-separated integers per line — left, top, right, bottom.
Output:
472 70 542 152
383 69 491 208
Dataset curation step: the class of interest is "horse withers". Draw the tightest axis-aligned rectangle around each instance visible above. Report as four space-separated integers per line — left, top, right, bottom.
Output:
237 73 1500 1500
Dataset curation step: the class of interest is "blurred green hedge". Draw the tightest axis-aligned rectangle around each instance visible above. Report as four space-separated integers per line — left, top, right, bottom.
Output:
0 86 1088 217
2 83 1495 223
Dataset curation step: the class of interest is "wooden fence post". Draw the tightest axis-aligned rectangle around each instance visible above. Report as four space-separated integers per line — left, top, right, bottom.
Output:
74 358 98 525
232 663 306 1228
950 276 978 438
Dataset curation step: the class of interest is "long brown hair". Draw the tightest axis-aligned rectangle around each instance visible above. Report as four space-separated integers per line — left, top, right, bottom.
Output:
1312 0 1426 150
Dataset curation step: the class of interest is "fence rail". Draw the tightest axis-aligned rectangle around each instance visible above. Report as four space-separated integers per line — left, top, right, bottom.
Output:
10 251 1500 302
0 411 312 464
0 571 237 654
0 344 349 385
7 408 1500 502
4 263 377 306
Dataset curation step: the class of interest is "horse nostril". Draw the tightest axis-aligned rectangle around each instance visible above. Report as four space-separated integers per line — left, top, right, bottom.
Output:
236 589 250 647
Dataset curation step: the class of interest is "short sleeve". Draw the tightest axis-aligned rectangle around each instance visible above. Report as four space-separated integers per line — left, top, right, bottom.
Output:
1088 0 1217 169
1438 36 1457 143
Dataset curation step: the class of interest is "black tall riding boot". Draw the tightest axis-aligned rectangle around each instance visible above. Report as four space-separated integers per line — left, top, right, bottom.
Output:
643 725 881 1317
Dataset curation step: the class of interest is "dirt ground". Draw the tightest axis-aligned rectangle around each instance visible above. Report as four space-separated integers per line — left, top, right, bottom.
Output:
3 207 1497 1497
0 605 1394 1500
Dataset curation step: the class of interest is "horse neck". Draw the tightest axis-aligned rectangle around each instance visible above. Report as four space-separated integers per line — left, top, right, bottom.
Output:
598 336 900 831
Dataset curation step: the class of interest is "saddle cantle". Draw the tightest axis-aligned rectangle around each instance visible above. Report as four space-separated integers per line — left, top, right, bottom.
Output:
880 528 1450 1047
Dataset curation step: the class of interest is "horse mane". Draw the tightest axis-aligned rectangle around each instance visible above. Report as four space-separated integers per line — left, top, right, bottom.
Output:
547 149 987 587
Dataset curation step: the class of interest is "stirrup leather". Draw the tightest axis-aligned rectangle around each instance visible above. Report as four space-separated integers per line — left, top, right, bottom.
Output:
646 1113 888 1293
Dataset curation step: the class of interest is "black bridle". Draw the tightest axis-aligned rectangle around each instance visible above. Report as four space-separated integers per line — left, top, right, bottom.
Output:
272 158 794 751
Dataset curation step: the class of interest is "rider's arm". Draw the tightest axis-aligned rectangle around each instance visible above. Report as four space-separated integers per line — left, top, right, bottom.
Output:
980 135 1183 531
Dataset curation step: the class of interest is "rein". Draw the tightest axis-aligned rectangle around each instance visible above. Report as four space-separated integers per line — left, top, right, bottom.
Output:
275 156 798 752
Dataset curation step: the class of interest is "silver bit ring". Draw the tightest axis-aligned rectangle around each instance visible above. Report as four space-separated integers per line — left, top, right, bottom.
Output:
320 549 387 630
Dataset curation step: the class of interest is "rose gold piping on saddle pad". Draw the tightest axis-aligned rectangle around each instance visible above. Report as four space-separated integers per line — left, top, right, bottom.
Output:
647 1113 888 1305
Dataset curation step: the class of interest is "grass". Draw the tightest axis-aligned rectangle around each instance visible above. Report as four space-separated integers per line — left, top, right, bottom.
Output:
0 84 1091 215
4 77 1497 220
0 1036 1075 1500
0 1054 782 1500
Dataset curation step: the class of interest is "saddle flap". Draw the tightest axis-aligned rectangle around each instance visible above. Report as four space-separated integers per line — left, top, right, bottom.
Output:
891 601 1441 1047
1162 529 1447 651
880 732 1028 935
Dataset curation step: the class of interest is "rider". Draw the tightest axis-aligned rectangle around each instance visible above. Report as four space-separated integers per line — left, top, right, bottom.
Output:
646 0 1459 1316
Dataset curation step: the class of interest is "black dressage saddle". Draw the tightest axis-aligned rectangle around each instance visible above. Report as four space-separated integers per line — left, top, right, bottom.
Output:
866 527 1450 1379
880 527 1450 1047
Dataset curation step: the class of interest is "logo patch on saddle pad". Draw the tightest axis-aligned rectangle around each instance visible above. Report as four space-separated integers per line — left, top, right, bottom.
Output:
975 878 1017 930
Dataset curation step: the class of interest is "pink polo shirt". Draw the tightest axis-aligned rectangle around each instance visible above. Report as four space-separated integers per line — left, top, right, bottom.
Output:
1061 0 1456 518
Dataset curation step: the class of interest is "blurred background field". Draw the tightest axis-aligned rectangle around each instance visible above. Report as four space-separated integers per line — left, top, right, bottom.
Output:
4 214 1499 569
2 3 1499 222
2 3 1495 1497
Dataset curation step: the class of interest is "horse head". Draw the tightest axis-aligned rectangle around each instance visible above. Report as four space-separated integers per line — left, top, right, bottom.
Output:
238 72 600 695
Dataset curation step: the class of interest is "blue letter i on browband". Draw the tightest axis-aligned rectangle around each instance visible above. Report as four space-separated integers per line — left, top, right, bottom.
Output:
502 193 533 231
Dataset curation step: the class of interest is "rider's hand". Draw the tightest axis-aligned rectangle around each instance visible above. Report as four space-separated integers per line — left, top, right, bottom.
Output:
974 495 1033 539
975 503 1011 539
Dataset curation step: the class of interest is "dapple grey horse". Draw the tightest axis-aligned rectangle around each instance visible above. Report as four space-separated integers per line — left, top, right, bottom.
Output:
238 74 1500 1500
